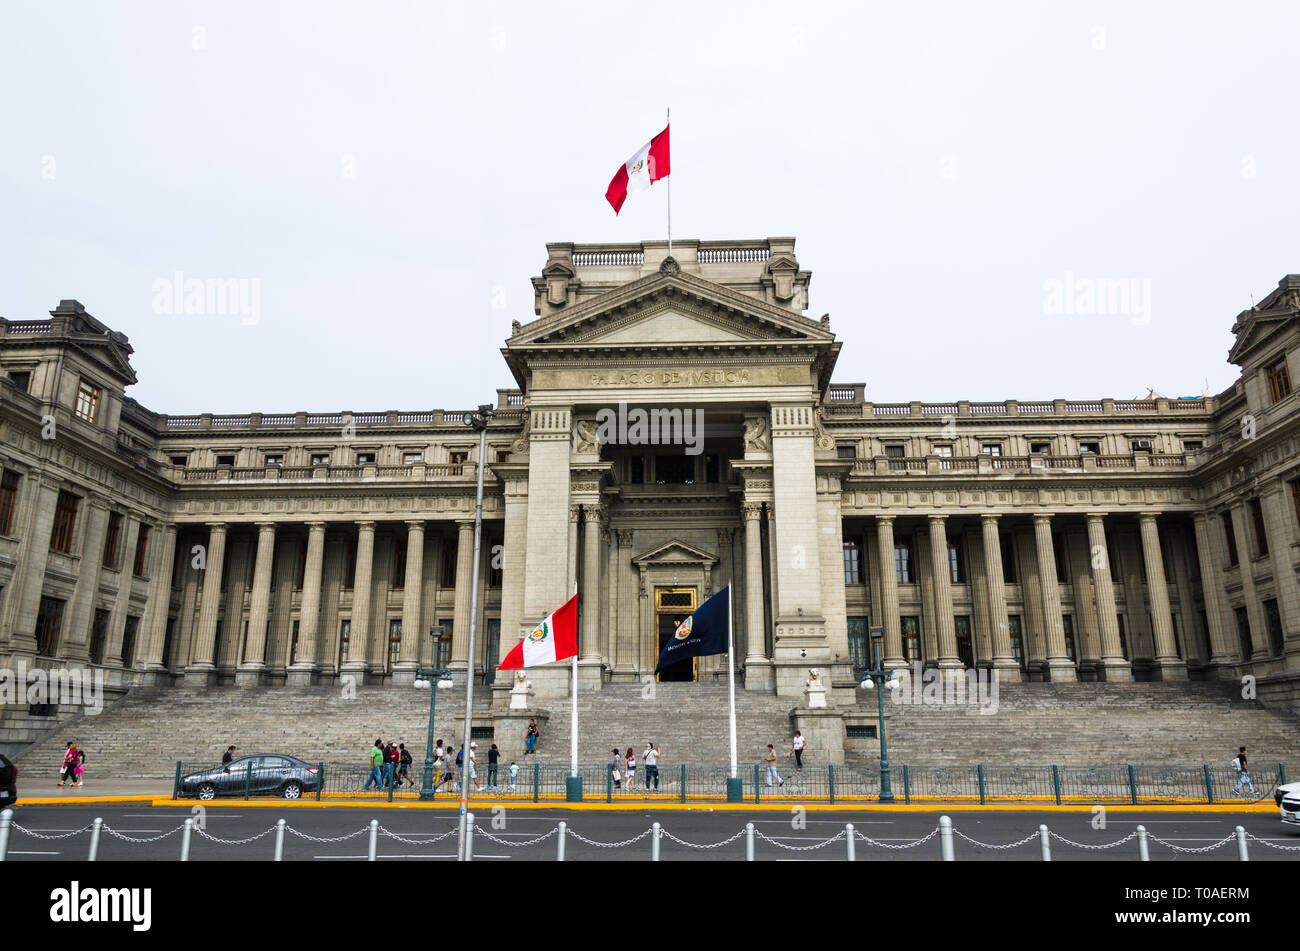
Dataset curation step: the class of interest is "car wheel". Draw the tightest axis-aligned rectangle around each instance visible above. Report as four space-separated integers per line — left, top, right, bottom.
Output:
282 781 302 800
197 783 217 801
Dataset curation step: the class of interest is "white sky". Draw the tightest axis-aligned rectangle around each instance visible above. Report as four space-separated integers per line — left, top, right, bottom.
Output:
1 1 1296 414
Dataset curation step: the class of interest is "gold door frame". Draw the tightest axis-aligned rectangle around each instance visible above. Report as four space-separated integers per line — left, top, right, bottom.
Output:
654 586 699 682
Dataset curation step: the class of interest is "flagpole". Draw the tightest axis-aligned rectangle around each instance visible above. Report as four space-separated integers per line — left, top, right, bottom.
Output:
666 106 671 258
728 584 737 781
570 582 578 784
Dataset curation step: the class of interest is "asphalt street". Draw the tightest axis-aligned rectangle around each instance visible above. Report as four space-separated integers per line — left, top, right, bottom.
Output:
3 805 1297 861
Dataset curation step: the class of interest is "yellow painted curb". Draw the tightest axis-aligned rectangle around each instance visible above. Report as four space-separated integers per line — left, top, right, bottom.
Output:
18 796 162 805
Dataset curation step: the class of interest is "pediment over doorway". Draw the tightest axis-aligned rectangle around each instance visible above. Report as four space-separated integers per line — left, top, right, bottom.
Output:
630 539 718 569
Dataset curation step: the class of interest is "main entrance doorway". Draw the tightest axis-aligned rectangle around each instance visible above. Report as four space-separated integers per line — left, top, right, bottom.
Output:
655 587 698 682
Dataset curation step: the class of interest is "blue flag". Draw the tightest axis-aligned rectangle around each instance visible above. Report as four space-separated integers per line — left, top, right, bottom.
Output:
654 585 730 674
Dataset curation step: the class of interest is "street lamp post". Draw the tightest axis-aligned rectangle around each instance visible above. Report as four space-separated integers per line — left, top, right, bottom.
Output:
854 625 899 803
416 623 452 801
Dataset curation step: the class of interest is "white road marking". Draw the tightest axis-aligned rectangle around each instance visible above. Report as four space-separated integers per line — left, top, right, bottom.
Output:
313 853 510 860
8 850 61 855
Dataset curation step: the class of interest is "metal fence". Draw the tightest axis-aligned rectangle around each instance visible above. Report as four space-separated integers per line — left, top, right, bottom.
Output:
170 759 1287 805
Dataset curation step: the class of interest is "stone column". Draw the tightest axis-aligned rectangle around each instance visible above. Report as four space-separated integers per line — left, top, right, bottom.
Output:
742 501 772 689
581 506 602 660
1033 514 1077 681
1228 504 1268 658
342 521 374 674
62 500 111 663
1086 514 1131 679
980 515 1019 673
451 518 475 672
393 519 424 682
288 521 326 685
238 522 276 683
928 515 962 673
104 516 141 669
1 474 57 654
187 522 227 675
875 515 904 669
1260 483 1300 640
1138 513 1187 680
616 529 637 676
138 523 177 680
1192 512 1237 676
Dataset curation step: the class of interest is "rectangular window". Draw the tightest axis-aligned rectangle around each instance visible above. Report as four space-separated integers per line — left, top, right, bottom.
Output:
1223 512 1239 567
9 370 31 392
403 452 422 466
169 455 188 467
488 539 503 588
1265 354 1292 404
387 620 402 672
75 380 100 423
1131 439 1153 452
1233 606 1252 660
338 619 351 667
1001 536 1017 584
441 537 458 588
900 616 921 663
980 444 1002 457
1008 615 1024 667
1182 440 1203 452
1062 614 1076 662
121 615 140 667
0 469 20 536
392 540 407 589
894 538 914 584
1248 498 1268 557
448 451 468 475
35 596 65 657
265 454 284 467
310 453 330 467
132 524 150 577
1079 441 1100 454
289 620 300 666
955 615 973 667
885 444 906 471
435 622 453 668
1053 533 1068 585
1030 442 1051 454
843 540 863 585
948 536 965 584
50 491 80 553
355 452 375 465
1117 614 1129 660
630 456 645 483
933 445 953 469
654 454 694 485
102 512 122 568
1264 599 1284 658
89 609 110 665
705 454 720 483
847 616 870 672
216 454 236 467
836 444 857 460
496 450 510 464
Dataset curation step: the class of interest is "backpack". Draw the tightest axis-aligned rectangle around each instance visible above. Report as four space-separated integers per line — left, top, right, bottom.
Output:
1230 756 1242 771
456 750 463 766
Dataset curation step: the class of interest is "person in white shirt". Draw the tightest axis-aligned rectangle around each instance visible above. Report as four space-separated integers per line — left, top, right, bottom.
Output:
643 742 660 790
469 741 481 792
433 741 445 789
792 731 806 770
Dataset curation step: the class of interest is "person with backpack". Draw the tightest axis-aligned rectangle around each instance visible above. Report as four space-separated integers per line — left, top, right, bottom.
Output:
57 742 76 788
1232 746 1257 795
453 745 464 792
397 743 415 788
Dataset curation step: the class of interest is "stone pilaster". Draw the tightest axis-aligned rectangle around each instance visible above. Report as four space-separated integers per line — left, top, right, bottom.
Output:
104 515 141 669
1192 512 1237 677
742 500 772 689
288 521 326 685
928 514 961 672
1139 513 1187 680
1033 514 1077 681
451 518 475 672
1086 514 1131 679
342 521 375 674
63 500 110 663
238 521 277 684
392 519 424 682
1260 482 1300 641
875 515 904 669
1 474 57 655
138 523 177 681
980 514 1019 673
187 522 227 676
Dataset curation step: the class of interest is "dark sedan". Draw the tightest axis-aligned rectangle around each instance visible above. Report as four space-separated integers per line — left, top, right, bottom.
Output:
0 753 16 808
178 754 320 800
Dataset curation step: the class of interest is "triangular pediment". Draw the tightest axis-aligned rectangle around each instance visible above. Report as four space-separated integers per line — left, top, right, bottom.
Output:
631 539 718 568
1228 276 1300 366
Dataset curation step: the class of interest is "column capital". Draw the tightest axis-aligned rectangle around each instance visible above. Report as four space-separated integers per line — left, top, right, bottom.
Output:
979 513 1000 524
1032 513 1053 526
356 520 376 532
254 521 277 532
404 519 426 530
875 513 895 526
742 501 764 521
583 505 602 524
205 521 227 533
569 504 582 523
1192 511 1211 525
1084 511 1109 523
305 520 327 531
928 513 948 523
1137 511 1161 522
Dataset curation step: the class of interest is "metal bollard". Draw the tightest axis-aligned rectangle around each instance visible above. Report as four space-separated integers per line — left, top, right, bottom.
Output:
1038 824 1051 861
465 813 475 862
651 822 661 861
457 811 467 861
274 819 286 861
1137 825 1149 861
557 821 566 862
0 808 12 862
745 822 755 861
939 816 954 861
367 819 379 861
846 823 855 862
180 818 193 862
1236 825 1249 862
88 817 102 861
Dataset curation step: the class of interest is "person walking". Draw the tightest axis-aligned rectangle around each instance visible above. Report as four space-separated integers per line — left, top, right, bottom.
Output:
398 743 415 788
792 731 806 770
364 740 385 790
643 742 660 791
387 742 400 788
453 745 465 792
624 748 636 794
468 742 481 793
221 745 237 766
57 742 76 787
487 744 500 789
1233 746 1257 795
433 740 445 789
71 746 86 787
439 743 456 792
525 719 539 755
765 744 784 788
611 748 623 791
509 761 519 791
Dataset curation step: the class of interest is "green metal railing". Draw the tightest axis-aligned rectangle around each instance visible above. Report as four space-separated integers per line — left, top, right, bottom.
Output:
170 759 1289 804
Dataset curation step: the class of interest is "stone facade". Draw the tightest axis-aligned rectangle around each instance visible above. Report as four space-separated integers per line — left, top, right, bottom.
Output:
1 243 1299 721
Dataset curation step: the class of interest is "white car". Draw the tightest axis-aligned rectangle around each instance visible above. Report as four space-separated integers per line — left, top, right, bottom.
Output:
1275 781 1300 829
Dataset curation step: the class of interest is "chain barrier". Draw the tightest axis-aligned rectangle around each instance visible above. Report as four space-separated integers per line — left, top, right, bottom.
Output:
851 828 939 850
1047 830 1138 851
286 826 372 844
754 829 847 852
1243 832 1300 852
952 829 1041 851
565 827 654 848
193 826 276 846
11 823 92 841
659 828 747 850
102 826 184 844
1140 832 1238 854
473 827 559 848
375 826 461 846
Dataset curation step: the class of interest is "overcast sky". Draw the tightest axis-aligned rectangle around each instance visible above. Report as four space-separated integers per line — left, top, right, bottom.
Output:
1 1 1296 414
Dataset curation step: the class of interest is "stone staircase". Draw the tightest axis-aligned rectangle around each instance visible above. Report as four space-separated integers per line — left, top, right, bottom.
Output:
9 680 1299 780
869 681 1300 767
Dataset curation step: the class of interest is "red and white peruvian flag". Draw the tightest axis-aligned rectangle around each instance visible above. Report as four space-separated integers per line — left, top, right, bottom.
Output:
605 125 670 215
497 594 578 669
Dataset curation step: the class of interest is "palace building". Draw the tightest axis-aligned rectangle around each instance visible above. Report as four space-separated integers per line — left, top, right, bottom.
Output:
1 237 1299 750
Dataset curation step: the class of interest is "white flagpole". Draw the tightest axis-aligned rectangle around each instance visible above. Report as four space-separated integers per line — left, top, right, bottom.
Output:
728 584 737 780
666 106 672 258
570 583 578 779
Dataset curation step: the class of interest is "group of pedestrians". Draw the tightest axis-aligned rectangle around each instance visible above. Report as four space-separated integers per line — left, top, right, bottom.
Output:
56 741 86 788
362 739 417 790
764 731 807 788
609 742 661 791
426 740 518 793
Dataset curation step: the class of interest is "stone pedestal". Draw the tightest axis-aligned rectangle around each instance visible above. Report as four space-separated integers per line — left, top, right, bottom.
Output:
493 709 551 759
577 658 604 690
788 707 845 766
285 665 317 687
507 671 534 710
802 668 828 709
743 659 774 692
388 665 417 686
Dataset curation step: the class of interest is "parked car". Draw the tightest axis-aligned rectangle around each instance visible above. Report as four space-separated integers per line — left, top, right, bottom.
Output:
0 753 16 808
1275 781 1300 829
179 754 320 801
